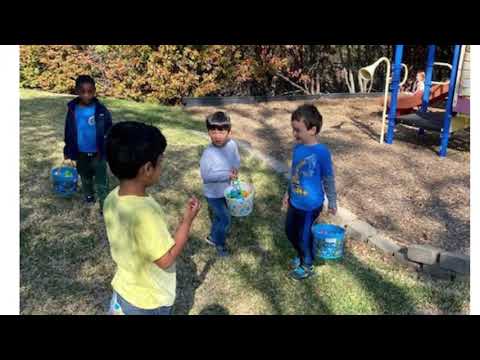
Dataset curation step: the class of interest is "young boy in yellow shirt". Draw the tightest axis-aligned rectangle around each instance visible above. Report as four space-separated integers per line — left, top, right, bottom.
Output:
103 121 201 315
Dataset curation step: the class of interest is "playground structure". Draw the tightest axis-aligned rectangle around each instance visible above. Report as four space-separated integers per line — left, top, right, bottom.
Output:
358 57 408 143
386 83 450 116
359 45 470 157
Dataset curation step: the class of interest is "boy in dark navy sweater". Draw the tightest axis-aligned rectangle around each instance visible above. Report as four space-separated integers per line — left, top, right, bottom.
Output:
64 75 113 214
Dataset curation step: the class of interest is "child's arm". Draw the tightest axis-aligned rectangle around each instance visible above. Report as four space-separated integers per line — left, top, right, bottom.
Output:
63 109 71 160
104 109 113 136
232 140 241 170
323 175 337 215
227 140 241 181
282 191 289 210
154 196 201 269
320 150 337 214
281 165 292 210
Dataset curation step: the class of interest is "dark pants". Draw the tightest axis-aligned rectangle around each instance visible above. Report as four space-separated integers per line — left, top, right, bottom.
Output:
206 197 231 249
76 152 108 208
285 203 322 267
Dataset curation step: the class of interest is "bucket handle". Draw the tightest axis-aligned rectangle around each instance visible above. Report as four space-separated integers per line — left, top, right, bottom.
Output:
314 212 348 229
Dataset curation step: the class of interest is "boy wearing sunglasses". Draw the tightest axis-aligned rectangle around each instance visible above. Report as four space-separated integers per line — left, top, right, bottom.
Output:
200 112 241 257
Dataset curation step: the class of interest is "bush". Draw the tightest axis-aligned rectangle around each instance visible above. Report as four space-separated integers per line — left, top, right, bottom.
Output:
22 45 448 103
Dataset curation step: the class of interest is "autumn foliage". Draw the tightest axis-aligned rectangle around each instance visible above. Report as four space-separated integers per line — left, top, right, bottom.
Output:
20 45 452 104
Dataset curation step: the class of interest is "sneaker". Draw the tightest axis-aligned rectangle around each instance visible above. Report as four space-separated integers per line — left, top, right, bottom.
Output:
289 257 301 270
85 195 95 204
289 264 314 281
205 236 216 247
216 246 230 257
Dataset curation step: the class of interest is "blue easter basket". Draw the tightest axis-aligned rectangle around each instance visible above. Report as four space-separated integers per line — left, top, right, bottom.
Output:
311 223 346 261
50 161 78 198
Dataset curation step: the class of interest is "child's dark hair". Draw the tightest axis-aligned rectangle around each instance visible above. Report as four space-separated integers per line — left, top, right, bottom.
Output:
291 104 323 134
206 111 231 131
106 121 167 180
75 75 95 89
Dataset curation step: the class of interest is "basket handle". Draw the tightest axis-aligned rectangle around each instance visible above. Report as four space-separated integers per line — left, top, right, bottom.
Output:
231 179 241 191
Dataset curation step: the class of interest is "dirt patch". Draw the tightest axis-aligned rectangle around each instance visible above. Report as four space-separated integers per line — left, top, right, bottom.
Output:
185 98 470 255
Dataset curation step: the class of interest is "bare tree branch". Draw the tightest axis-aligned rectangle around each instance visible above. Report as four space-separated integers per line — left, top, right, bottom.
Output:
343 68 356 94
275 71 311 95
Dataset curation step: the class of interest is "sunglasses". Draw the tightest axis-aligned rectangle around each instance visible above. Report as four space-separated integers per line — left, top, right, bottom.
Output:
208 125 230 132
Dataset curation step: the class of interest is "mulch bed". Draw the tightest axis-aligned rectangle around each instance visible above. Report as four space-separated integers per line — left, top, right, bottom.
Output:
185 98 470 255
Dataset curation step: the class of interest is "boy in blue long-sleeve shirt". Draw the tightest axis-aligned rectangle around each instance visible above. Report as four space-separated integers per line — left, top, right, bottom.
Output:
63 75 113 214
200 112 240 257
282 104 337 280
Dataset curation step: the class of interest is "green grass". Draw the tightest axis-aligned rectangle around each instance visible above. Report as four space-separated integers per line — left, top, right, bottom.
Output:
20 89 470 315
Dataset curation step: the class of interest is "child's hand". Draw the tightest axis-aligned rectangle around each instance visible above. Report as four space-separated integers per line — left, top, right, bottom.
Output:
328 207 337 216
183 196 201 223
229 168 239 180
281 193 289 211
63 156 75 167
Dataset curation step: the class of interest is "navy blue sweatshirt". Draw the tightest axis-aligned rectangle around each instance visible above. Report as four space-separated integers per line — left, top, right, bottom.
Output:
63 97 113 161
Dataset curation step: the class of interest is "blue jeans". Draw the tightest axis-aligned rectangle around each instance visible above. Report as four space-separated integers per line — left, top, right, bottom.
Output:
109 291 173 315
206 197 231 248
285 203 322 267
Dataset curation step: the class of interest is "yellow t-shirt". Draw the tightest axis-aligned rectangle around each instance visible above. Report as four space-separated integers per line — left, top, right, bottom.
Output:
103 186 176 309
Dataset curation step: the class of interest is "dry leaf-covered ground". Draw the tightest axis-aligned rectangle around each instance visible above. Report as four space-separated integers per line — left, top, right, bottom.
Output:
186 98 470 255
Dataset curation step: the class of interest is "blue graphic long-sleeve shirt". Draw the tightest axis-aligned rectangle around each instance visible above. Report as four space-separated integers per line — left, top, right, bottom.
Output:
75 104 97 153
289 143 337 211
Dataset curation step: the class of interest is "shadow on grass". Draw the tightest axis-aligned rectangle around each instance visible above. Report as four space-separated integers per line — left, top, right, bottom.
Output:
199 304 230 315
20 220 111 314
174 239 217 315
341 253 417 314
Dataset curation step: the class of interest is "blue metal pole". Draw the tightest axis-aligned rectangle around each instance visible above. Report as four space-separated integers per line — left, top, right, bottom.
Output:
439 45 462 157
386 45 404 144
421 45 436 112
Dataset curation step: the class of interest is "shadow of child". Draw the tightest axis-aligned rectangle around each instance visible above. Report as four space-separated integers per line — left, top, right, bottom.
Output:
198 304 230 315
174 243 217 315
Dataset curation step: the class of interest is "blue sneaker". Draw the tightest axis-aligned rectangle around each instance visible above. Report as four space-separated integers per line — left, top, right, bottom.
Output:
289 257 301 269
85 195 95 204
289 264 314 280
216 246 230 257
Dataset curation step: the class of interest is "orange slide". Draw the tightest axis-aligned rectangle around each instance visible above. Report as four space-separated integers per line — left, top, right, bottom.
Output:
381 83 449 115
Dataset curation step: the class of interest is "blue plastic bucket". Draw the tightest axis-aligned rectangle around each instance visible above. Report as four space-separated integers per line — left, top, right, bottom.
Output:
311 223 346 261
50 165 78 198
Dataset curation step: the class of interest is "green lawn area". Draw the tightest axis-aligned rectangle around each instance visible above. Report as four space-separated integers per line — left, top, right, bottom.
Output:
20 89 469 315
